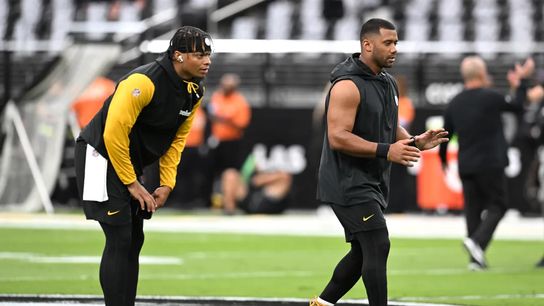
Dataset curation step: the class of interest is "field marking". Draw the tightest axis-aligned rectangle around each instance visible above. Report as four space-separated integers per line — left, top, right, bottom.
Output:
0 252 182 265
398 293 544 301
0 271 315 282
1 250 536 281
0 294 458 306
139 271 316 280
4 293 539 306
0 246 537 281
0 275 96 282
0 211 542 240
0 265 538 283
389 266 537 275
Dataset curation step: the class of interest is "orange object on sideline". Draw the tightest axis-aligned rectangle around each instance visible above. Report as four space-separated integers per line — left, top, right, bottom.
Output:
398 96 415 128
185 107 206 148
209 91 251 141
71 77 116 128
417 148 464 211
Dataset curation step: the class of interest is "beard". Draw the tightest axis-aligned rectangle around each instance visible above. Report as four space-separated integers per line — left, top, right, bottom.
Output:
381 55 395 68
372 53 393 69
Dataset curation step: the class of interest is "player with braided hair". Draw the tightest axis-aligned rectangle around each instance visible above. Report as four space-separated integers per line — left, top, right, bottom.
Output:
74 26 212 306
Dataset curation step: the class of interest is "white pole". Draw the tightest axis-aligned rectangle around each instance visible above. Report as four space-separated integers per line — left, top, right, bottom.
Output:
6 102 55 214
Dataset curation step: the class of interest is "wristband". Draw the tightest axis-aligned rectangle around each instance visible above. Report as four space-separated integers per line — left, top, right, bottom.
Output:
410 136 419 149
376 143 390 159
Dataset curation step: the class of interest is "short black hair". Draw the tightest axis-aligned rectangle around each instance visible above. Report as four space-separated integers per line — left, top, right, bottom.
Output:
167 26 213 56
359 18 396 41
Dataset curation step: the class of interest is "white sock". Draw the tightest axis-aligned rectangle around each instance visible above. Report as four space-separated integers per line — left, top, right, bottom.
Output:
317 297 334 306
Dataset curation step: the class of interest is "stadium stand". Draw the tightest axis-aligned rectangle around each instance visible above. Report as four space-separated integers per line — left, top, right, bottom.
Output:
1 0 543 213
2 0 543 104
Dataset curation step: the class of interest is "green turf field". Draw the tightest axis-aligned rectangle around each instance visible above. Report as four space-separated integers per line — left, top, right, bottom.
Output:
0 227 542 306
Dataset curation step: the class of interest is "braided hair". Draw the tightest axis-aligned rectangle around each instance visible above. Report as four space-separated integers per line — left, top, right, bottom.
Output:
167 26 213 57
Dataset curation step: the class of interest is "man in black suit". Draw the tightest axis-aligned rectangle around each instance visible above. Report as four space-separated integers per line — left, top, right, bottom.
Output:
439 56 534 270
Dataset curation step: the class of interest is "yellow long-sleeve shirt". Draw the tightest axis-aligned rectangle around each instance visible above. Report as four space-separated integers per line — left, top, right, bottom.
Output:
80 53 204 190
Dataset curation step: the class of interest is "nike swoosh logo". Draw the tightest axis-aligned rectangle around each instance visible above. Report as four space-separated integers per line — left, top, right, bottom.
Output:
362 214 375 222
107 210 120 216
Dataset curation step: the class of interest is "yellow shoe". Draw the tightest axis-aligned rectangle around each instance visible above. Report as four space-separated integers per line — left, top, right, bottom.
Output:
309 297 326 306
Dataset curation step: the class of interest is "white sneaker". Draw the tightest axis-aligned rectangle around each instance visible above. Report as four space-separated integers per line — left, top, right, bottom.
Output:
468 262 486 271
463 238 486 267
309 297 326 306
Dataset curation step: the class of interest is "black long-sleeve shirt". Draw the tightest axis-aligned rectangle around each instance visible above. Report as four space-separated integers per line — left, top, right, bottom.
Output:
439 83 527 175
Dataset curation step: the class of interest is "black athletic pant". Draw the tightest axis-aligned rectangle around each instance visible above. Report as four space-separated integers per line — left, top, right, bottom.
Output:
460 169 507 251
320 228 390 306
99 214 144 306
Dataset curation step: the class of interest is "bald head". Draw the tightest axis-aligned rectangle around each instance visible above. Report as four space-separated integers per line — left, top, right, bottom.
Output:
460 56 488 83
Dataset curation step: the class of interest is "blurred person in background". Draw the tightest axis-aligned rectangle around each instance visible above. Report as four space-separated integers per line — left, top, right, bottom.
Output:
439 56 534 271
517 78 544 214
395 75 415 130
312 18 448 306
222 153 293 214
322 0 344 40
74 26 212 306
523 82 544 268
206 73 252 214
388 74 416 213
70 76 116 130
2 0 20 40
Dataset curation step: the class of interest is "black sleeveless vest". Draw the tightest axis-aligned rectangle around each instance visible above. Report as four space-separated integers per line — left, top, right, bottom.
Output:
317 54 398 208
80 54 203 177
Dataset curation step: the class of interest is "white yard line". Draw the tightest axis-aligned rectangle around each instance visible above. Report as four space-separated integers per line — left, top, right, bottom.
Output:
0 271 315 282
0 294 462 306
0 210 541 240
0 265 537 283
3 293 542 305
397 293 544 301
0 252 182 265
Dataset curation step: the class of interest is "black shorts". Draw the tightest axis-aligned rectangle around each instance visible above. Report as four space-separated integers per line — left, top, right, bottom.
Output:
74 139 151 225
329 201 387 242
211 140 243 174
238 189 288 214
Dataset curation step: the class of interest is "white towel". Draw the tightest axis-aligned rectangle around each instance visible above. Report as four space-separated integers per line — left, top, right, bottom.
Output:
82 144 109 202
